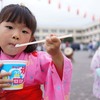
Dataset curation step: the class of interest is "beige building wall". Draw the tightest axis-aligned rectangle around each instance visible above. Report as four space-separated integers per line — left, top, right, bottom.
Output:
35 21 100 44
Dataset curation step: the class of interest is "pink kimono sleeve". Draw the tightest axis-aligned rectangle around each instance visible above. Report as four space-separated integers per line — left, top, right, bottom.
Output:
43 55 73 100
90 47 100 98
91 48 100 72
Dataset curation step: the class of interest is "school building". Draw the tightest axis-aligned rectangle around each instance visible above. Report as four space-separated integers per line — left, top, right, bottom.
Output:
35 21 100 45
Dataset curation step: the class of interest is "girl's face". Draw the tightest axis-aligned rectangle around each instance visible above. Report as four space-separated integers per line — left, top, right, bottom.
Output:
0 21 33 57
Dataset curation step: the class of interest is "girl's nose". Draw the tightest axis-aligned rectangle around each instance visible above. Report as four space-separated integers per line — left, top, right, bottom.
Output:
12 31 20 40
12 36 19 40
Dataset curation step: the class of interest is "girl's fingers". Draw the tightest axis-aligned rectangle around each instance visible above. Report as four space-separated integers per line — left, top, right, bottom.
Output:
0 79 13 84
0 72 12 89
0 83 11 88
0 72 11 78
0 79 13 88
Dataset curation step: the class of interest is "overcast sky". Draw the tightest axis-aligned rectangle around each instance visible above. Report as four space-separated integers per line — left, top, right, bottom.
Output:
1 0 100 28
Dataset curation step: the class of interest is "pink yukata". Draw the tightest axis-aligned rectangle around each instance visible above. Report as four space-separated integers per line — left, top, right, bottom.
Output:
91 47 100 99
0 51 72 100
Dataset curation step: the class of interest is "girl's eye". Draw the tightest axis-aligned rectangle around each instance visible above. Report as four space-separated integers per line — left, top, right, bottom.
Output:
6 26 13 29
22 30 28 34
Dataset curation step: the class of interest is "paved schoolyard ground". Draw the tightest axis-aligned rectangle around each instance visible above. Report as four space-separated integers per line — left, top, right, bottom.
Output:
70 50 97 100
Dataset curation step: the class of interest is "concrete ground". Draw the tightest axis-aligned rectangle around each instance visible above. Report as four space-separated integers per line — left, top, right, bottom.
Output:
70 50 97 100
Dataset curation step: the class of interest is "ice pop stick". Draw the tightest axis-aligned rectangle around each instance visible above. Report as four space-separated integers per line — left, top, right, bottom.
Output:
15 34 72 47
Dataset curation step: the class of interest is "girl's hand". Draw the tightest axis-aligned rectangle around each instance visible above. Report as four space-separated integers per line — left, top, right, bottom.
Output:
0 63 12 91
45 34 61 57
45 34 64 80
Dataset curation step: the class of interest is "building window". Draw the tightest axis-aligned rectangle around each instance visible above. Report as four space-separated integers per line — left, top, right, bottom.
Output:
51 29 57 33
59 29 65 33
68 30 73 33
36 29 40 33
43 29 48 33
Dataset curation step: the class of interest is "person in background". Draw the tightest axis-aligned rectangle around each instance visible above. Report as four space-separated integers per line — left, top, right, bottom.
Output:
91 47 100 99
0 4 72 100
92 39 98 53
88 40 94 57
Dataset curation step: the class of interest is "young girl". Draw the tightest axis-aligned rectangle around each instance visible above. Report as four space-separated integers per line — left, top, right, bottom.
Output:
0 4 72 100
91 47 100 99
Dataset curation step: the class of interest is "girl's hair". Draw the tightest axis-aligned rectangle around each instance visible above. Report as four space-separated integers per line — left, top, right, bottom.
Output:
0 4 37 53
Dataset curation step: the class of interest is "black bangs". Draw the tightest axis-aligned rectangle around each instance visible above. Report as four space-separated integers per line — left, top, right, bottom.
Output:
0 4 37 34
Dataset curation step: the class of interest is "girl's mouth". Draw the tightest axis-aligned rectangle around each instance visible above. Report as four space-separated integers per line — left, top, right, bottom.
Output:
9 43 16 47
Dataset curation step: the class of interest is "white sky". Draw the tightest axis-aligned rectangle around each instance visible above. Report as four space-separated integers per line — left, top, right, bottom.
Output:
1 0 100 28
